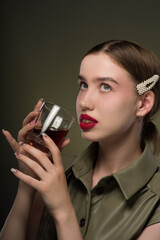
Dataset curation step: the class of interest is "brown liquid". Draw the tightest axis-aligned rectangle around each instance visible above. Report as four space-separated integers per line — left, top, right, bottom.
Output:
26 128 68 152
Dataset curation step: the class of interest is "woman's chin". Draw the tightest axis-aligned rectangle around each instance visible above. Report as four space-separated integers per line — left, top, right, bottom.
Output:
81 131 99 142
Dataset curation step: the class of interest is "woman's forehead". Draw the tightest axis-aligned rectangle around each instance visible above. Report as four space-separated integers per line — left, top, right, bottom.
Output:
80 53 133 84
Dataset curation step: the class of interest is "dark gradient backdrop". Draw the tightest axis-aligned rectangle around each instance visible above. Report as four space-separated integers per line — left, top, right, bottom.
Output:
1 0 160 230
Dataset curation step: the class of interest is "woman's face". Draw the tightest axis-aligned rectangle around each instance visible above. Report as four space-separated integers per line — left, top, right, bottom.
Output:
76 52 141 144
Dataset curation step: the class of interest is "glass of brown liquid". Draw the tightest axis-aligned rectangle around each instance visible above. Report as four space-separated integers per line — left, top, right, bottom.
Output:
27 100 74 152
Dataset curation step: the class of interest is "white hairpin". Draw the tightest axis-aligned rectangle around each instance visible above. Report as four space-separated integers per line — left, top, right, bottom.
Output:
136 74 159 95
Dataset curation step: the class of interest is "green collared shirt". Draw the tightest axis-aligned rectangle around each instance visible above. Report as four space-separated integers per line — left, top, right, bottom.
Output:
38 143 160 240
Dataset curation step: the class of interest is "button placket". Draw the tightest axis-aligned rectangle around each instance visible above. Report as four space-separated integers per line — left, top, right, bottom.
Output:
96 186 104 195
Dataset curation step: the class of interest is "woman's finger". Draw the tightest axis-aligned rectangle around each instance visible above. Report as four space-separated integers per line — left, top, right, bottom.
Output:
34 98 44 111
18 119 37 142
60 138 70 151
42 134 63 167
2 130 20 152
10 168 41 191
22 98 43 127
15 152 46 179
22 110 40 127
18 142 53 172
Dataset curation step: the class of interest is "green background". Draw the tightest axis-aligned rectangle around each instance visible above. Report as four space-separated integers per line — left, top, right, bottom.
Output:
1 0 160 230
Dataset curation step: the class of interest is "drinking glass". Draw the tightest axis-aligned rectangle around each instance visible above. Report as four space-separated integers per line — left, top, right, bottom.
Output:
26 100 74 152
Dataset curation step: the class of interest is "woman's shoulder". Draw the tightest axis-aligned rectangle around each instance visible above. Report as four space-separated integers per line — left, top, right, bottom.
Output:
147 169 160 197
145 170 160 228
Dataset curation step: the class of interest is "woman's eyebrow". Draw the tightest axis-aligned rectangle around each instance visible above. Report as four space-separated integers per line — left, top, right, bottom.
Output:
97 77 119 85
78 74 85 81
78 75 119 85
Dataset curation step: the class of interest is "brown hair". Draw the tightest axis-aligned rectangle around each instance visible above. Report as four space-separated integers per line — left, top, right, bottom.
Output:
85 40 160 155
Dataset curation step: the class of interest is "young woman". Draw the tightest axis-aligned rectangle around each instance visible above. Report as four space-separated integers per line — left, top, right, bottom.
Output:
1 40 160 240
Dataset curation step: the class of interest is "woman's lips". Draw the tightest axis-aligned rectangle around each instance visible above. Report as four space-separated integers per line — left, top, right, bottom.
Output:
79 114 98 130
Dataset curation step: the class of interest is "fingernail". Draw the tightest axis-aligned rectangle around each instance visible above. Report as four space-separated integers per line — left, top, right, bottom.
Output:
19 142 25 146
2 129 5 133
42 133 48 137
11 168 18 174
29 120 35 125
34 108 41 112
39 98 44 102
15 152 22 157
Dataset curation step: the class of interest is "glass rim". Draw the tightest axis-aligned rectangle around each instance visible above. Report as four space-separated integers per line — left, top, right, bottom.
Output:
41 100 75 122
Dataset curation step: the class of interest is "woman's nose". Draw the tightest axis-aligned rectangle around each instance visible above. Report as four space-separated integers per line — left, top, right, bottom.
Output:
79 90 95 111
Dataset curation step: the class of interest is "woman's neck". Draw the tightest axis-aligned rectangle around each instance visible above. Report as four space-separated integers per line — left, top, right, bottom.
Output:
92 130 142 188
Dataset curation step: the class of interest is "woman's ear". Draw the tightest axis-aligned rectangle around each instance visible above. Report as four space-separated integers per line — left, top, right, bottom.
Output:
136 91 155 117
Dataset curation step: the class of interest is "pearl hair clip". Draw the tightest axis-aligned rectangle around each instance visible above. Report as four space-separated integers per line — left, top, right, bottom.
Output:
136 74 159 95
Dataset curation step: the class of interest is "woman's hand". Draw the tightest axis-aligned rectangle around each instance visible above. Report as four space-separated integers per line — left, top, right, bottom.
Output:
17 99 43 143
3 99 43 152
2 99 43 176
11 134 71 219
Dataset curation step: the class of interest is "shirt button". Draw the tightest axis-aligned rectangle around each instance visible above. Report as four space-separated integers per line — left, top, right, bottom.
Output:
79 218 86 227
96 186 104 195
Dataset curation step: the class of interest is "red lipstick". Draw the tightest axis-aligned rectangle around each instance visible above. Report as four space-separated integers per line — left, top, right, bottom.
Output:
79 114 98 130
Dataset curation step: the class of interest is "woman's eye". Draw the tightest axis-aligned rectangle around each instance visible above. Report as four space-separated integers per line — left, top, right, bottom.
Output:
79 82 88 90
100 84 112 92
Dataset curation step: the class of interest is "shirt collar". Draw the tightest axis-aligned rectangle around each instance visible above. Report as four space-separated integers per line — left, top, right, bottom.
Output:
113 143 158 199
72 142 98 178
72 142 158 200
